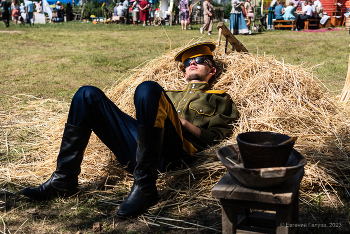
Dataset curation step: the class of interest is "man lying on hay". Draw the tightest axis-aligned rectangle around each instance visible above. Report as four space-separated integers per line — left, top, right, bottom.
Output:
21 42 238 218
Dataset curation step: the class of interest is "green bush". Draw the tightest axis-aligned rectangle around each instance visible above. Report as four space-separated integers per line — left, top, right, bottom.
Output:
211 2 223 7
83 0 104 19
224 3 232 19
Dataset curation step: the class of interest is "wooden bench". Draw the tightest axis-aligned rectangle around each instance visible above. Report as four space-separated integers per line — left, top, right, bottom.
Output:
273 20 296 30
212 170 304 234
304 18 320 29
111 15 124 24
319 18 331 28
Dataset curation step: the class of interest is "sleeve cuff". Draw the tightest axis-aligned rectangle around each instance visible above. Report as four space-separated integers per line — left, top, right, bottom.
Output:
199 128 214 145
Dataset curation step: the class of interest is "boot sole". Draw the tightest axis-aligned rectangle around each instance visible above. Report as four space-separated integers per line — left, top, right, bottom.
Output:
21 188 80 201
117 196 160 219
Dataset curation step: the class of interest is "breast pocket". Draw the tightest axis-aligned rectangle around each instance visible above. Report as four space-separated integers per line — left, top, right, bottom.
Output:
189 101 216 128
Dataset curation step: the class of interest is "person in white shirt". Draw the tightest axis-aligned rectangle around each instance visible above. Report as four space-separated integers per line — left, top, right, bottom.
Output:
117 3 124 16
301 1 307 12
303 1 314 17
20 2 24 13
314 0 322 8
313 0 323 18
122 0 130 24
296 1 314 30
114 3 118 16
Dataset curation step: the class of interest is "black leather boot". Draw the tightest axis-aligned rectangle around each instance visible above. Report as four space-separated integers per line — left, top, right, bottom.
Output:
22 123 92 201
117 125 164 218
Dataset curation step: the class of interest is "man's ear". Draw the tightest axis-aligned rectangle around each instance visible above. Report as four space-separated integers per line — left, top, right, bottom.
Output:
209 67 216 76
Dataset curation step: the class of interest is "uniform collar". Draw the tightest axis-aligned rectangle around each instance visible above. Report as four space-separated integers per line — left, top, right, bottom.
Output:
186 82 209 90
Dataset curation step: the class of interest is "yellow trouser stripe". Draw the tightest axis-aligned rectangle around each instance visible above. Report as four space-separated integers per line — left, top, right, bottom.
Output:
154 92 198 155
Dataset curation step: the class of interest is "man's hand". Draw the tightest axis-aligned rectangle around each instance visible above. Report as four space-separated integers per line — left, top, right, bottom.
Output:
178 116 201 138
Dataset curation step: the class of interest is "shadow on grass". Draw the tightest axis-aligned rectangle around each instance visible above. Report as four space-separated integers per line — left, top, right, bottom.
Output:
1 182 350 233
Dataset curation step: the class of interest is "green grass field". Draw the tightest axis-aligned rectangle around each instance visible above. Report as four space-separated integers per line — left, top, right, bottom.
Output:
1 21 349 108
1 21 350 233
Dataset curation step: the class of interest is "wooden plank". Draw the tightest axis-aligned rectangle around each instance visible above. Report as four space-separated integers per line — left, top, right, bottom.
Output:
225 36 229 54
273 20 296 30
222 205 238 234
275 204 293 234
221 199 295 211
292 191 299 227
222 206 249 234
275 25 294 27
237 226 275 234
216 22 248 53
212 172 239 198
212 171 303 205
217 28 222 46
273 20 294 22
248 211 276 229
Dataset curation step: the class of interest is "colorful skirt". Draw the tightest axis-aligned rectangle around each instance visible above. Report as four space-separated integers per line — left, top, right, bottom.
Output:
133 10 139 21
12 9 21 18
229 13 249 35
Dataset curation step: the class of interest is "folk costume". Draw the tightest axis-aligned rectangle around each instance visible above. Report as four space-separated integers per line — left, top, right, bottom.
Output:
267 0 278 30
229 0 249 35
21 42 238 218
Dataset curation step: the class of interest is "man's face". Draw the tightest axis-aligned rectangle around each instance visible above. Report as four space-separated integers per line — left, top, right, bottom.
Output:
184 56 216 83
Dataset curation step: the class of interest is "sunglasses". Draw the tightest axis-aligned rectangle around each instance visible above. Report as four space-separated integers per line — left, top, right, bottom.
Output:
183 56 208 68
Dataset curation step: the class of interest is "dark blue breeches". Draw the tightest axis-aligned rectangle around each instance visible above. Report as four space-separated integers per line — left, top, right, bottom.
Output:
67 81 197 173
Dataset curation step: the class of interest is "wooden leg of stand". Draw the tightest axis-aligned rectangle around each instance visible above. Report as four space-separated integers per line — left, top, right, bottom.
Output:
218 28 222 46
222 205 238 234
225 36 229 54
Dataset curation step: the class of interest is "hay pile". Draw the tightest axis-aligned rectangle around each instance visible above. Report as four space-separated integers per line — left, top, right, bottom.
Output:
1 40 350 208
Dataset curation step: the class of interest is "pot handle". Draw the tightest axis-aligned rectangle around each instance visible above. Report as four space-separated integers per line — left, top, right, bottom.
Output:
260 167 286 178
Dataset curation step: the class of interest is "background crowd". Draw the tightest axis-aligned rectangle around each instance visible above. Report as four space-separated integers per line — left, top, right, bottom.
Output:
0 0 76 26
267 0 323 31
4 0 322 35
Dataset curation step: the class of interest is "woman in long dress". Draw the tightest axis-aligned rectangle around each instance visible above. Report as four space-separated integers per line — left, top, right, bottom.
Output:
139 0 149 26
229 0 249 35
66 2 73 21
267 0 278 30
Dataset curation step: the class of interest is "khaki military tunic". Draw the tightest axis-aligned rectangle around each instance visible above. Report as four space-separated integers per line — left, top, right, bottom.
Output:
166 82 238 151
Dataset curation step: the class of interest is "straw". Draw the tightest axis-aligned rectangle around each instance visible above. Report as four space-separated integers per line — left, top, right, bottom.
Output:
0 39 349 210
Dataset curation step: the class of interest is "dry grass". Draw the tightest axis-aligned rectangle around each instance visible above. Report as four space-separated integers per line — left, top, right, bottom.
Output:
1 39 350 223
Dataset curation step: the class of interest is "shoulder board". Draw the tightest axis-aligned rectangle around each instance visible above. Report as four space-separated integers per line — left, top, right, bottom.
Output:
205 90 227 94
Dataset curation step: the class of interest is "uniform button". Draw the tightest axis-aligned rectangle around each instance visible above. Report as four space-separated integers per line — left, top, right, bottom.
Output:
183 99 186 101
199 109 203 113
178 110 181 113
192 84 195 88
